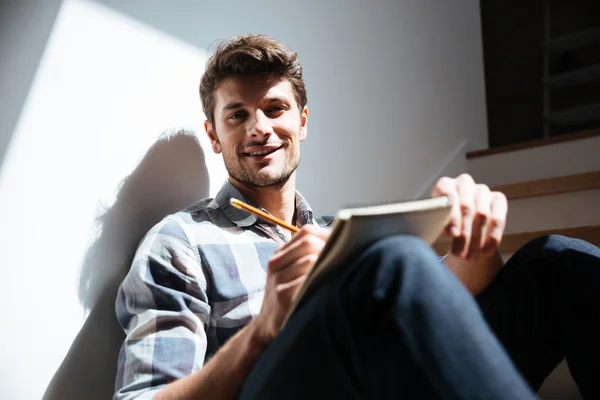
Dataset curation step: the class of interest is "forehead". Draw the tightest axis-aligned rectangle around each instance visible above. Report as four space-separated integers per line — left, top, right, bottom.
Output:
213 74 296 111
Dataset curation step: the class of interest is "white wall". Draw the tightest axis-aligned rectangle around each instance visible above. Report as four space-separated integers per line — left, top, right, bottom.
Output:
0 1 487 399
0 0 63 169
0 2 216 399
93 0 488 213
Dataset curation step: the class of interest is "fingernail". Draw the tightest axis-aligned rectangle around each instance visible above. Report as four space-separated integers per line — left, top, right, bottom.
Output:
450 225 460 236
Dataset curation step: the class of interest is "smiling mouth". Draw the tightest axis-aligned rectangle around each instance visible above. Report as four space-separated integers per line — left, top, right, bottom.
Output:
244 147 281 157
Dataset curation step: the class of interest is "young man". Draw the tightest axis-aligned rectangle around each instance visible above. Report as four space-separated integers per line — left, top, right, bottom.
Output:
114 35 600 400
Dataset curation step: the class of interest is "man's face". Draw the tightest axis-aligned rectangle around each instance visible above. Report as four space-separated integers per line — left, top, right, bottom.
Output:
205 73 308 189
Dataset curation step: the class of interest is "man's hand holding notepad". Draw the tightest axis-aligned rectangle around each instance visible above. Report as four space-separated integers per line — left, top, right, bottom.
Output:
231 196 453 330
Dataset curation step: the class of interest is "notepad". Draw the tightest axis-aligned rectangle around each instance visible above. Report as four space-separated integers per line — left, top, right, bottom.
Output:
282 196 453 328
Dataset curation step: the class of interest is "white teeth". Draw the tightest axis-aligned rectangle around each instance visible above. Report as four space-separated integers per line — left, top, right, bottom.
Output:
249 149 276 156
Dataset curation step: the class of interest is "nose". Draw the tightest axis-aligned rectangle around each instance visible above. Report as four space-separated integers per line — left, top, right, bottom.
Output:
248 109 272 138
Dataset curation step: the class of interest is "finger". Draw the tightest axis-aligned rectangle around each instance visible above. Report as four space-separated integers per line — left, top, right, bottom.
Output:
274 224 316 255
274 253 318 285
268 233 326 273
275 274 307 304
452 174 476 257
277 225 330 257
466 184 491 259
295 224 331 241
311 226 332 241
431 176 461 237
483 192 507 255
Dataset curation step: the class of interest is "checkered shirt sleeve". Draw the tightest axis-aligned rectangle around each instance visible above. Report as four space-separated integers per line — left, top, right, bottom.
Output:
114 216 210 400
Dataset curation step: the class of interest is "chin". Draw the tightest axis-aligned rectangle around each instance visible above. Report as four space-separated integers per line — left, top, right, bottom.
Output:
254 172 287 186
228 160 297 187
247 169 293 188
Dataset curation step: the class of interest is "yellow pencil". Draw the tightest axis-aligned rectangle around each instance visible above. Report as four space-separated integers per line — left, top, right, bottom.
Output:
230 198 300 233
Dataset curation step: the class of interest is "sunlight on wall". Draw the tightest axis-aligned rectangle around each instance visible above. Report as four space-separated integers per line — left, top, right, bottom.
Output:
0 0 224 398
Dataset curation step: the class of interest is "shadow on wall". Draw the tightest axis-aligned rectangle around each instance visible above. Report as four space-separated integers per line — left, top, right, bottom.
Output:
43 129 210 400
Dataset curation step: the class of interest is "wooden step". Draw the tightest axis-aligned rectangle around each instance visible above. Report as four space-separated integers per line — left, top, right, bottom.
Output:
433 225 600 256
503 189 600 234
467 130 600 187
466 127 600 159
492 171 600 200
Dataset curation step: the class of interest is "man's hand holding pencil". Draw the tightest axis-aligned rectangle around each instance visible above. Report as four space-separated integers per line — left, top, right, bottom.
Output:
254 225 331 343
230 198 332 344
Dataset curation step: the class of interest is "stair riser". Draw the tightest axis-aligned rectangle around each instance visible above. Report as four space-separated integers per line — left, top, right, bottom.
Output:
504 189 600 234
466 133 596 400
468 136 600 186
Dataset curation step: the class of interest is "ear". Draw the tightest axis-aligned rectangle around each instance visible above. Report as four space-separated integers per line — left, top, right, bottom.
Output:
299 106 308 142
204 120 222 154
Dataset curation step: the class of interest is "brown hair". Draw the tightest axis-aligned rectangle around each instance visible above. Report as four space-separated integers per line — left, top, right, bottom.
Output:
199 34 307 124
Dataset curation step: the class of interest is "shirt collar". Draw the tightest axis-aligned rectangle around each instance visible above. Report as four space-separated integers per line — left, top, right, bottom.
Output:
215 180 316 229
294 190 316 226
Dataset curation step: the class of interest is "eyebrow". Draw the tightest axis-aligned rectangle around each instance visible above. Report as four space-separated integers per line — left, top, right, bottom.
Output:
265 96 289 104
221 96 290 112
222 102 245 111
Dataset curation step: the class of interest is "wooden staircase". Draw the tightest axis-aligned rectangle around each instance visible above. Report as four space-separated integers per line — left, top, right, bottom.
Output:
433 168 600 256
434 127 600 400
434 225 600 257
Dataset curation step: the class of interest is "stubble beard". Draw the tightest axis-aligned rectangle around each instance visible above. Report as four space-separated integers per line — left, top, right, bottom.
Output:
226 143 300 189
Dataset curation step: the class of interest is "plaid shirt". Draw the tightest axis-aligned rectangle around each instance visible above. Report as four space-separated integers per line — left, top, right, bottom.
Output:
114 181 322 400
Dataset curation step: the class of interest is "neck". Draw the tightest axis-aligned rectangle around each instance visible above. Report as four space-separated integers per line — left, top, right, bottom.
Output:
229 173 297 226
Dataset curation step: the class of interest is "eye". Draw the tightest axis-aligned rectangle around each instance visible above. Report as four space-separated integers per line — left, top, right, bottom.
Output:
229 111 247 120
267 105 287 115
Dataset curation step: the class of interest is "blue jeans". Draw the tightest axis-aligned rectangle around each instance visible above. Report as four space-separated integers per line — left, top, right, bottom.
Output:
238 235 599 399
476 234 600 399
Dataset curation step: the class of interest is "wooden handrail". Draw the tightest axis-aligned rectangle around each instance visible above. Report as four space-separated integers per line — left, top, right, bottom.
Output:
466 127 600 159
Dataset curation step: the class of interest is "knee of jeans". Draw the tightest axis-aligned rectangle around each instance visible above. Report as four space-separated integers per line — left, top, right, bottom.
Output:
345 235 449 313
368 235 434 258
335 235 448 320
521 234 579 256
365 235 443 280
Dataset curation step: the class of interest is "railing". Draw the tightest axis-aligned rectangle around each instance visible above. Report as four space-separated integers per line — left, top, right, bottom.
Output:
541 2 600 137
